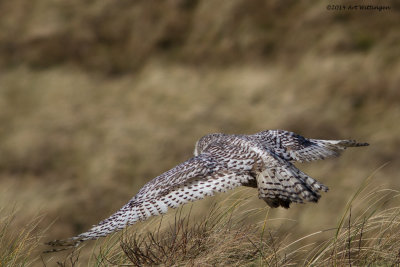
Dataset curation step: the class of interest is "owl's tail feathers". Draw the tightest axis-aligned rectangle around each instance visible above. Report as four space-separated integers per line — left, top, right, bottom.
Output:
258 162 328 209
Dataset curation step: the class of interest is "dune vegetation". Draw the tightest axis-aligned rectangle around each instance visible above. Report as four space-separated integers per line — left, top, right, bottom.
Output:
0 0 399 266
2 176 400 266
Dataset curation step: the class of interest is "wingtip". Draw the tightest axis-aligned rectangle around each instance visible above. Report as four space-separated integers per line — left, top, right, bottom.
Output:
354 142 369 147
43 238 82 253
342 140 369 147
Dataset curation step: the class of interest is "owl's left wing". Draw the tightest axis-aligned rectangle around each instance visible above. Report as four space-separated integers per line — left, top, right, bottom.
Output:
46 151 254 251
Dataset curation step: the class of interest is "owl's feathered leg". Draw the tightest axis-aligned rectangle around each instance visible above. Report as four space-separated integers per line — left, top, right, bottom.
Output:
241 178 258 188
261 197 291 209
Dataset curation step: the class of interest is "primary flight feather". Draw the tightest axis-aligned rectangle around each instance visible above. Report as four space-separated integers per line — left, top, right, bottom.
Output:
47 129 368 251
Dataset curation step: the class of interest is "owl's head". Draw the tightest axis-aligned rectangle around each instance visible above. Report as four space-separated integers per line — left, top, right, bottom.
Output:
194 133 226 156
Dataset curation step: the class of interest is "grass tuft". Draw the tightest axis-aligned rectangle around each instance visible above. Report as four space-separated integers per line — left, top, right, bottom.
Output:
0 208 46 267
8 173 400 266
78 172 400 266
90 202 291 266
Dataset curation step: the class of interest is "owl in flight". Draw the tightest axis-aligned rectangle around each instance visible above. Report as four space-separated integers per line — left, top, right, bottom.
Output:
47 130 368 250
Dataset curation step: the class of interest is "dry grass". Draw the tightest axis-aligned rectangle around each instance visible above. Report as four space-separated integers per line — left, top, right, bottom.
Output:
110 205 267 266
1 172 400 266
0 208 46 266
36 179 400 266
307 196 400 266
0 0 399 266
305 167 400 266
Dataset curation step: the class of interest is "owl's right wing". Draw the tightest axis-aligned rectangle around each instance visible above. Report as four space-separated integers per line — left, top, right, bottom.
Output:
253 130 368 162
46 146 254 250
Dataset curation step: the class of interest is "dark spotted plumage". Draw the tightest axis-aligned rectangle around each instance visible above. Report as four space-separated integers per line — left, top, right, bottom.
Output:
46 130 368 251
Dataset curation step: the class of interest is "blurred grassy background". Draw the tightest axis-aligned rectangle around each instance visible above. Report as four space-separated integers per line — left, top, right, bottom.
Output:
0 0 399 265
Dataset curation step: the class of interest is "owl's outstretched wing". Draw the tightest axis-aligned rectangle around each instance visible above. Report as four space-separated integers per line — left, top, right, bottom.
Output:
253 130 369 162
46 149 254 251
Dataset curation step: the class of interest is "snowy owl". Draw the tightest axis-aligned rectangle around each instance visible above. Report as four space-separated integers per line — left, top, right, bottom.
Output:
47 129 368 250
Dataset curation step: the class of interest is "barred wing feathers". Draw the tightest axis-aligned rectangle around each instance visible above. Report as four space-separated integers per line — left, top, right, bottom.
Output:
254 130 369 162
46 130 368 251
47 150 254 250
